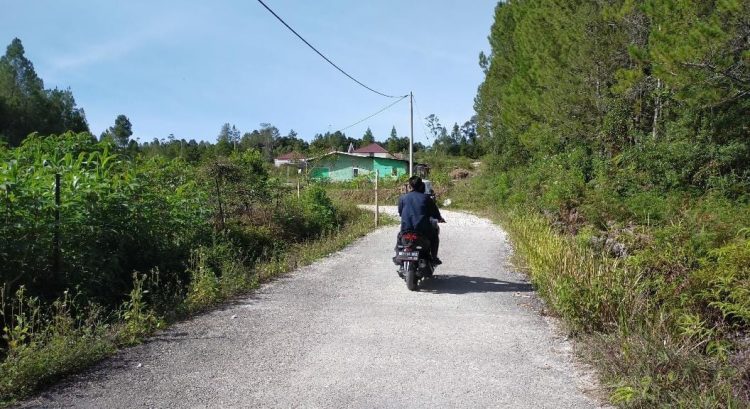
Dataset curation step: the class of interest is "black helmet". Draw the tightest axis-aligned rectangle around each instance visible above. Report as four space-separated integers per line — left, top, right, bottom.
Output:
408 176 425 193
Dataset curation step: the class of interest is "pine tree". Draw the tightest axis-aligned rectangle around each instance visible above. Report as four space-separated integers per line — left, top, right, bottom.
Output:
102 114 133 147
216 123 237 155
362 127 375 145
0 38 89 145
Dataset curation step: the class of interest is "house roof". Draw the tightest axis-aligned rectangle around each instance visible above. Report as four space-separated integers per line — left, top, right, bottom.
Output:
352 143 389 154
309 151 409 163
275 152 306 160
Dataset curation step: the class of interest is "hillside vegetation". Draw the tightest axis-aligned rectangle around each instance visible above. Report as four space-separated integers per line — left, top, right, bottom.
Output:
469 0 749 407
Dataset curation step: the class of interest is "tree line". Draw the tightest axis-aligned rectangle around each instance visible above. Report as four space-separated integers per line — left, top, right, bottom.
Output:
1 37 486 161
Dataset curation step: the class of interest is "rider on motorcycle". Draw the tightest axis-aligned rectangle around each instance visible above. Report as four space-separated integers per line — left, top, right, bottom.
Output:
396 176 445 265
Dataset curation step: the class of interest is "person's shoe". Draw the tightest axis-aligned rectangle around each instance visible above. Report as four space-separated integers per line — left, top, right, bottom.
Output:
392 256 400 265
432 257 442 266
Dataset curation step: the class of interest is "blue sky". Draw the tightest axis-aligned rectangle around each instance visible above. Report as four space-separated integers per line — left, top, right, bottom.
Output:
3 1 497 145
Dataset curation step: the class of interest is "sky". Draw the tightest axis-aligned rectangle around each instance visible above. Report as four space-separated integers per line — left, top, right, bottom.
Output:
2 0 498 145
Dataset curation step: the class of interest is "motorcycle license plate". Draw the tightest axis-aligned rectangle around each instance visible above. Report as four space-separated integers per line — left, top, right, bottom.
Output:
397 251 419 261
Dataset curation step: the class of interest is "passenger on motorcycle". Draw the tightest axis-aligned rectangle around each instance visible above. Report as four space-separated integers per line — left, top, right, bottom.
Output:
396 176 445 265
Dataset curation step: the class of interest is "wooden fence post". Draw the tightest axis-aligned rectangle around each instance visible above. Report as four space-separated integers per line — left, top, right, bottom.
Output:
53 173 61 278
375 170 379 227
214 171 225 231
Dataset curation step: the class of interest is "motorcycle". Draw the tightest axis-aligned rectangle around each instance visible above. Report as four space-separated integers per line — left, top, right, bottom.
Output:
394 218 443 291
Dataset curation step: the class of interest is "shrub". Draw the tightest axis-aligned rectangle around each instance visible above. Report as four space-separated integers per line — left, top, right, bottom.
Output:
184 247 223 311
272 198 309 242
693 238 750 331
300 185 337 234
117 274 161 345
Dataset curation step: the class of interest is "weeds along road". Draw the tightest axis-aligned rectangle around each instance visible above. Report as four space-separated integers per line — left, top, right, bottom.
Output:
19 207 603 409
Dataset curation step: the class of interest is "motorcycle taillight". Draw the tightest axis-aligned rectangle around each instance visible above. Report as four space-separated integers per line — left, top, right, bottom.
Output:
402 232 419 241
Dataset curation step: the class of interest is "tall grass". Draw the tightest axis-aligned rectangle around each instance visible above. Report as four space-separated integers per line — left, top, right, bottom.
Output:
505 212 643 334
448 174 749 408
503 211 746 407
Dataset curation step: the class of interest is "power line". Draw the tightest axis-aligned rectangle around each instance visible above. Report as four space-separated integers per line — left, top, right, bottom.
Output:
256 0 404 99
334 95 409 133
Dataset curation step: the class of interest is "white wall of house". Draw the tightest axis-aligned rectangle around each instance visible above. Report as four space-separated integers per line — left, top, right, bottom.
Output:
357 152 391 159
274 159 307 168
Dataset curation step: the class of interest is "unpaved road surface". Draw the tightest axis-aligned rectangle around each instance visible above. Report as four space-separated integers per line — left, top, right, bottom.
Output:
19 207 602 408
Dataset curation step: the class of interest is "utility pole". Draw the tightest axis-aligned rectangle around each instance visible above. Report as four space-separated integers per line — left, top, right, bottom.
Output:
409 91 414 176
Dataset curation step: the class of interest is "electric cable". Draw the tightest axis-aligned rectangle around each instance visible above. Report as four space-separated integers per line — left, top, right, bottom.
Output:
334 95 408 133
256 0 404 99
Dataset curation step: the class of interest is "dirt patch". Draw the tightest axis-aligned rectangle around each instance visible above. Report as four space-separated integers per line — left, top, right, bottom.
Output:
450 168 474 180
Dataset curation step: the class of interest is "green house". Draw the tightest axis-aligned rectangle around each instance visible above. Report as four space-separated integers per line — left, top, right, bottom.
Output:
309 151 409 181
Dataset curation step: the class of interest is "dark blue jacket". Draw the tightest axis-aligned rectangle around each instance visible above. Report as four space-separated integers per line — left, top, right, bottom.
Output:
398 191 443 234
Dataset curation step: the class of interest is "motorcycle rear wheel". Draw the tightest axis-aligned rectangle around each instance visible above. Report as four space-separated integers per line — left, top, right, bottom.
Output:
404 261 418 291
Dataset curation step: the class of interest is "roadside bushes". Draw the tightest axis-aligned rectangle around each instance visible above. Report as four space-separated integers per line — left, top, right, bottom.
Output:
497 203 749 406
0 133 346 310
505 200 750 339
0 133 211 306
0 131 366 402
1 287 123 400
450 169 750 406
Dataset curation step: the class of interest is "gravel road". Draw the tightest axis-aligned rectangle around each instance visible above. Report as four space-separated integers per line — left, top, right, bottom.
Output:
19 207 603 408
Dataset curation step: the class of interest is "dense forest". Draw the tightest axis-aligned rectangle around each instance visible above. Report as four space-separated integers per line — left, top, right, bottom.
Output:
475 0 748 205
470 0 749 406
